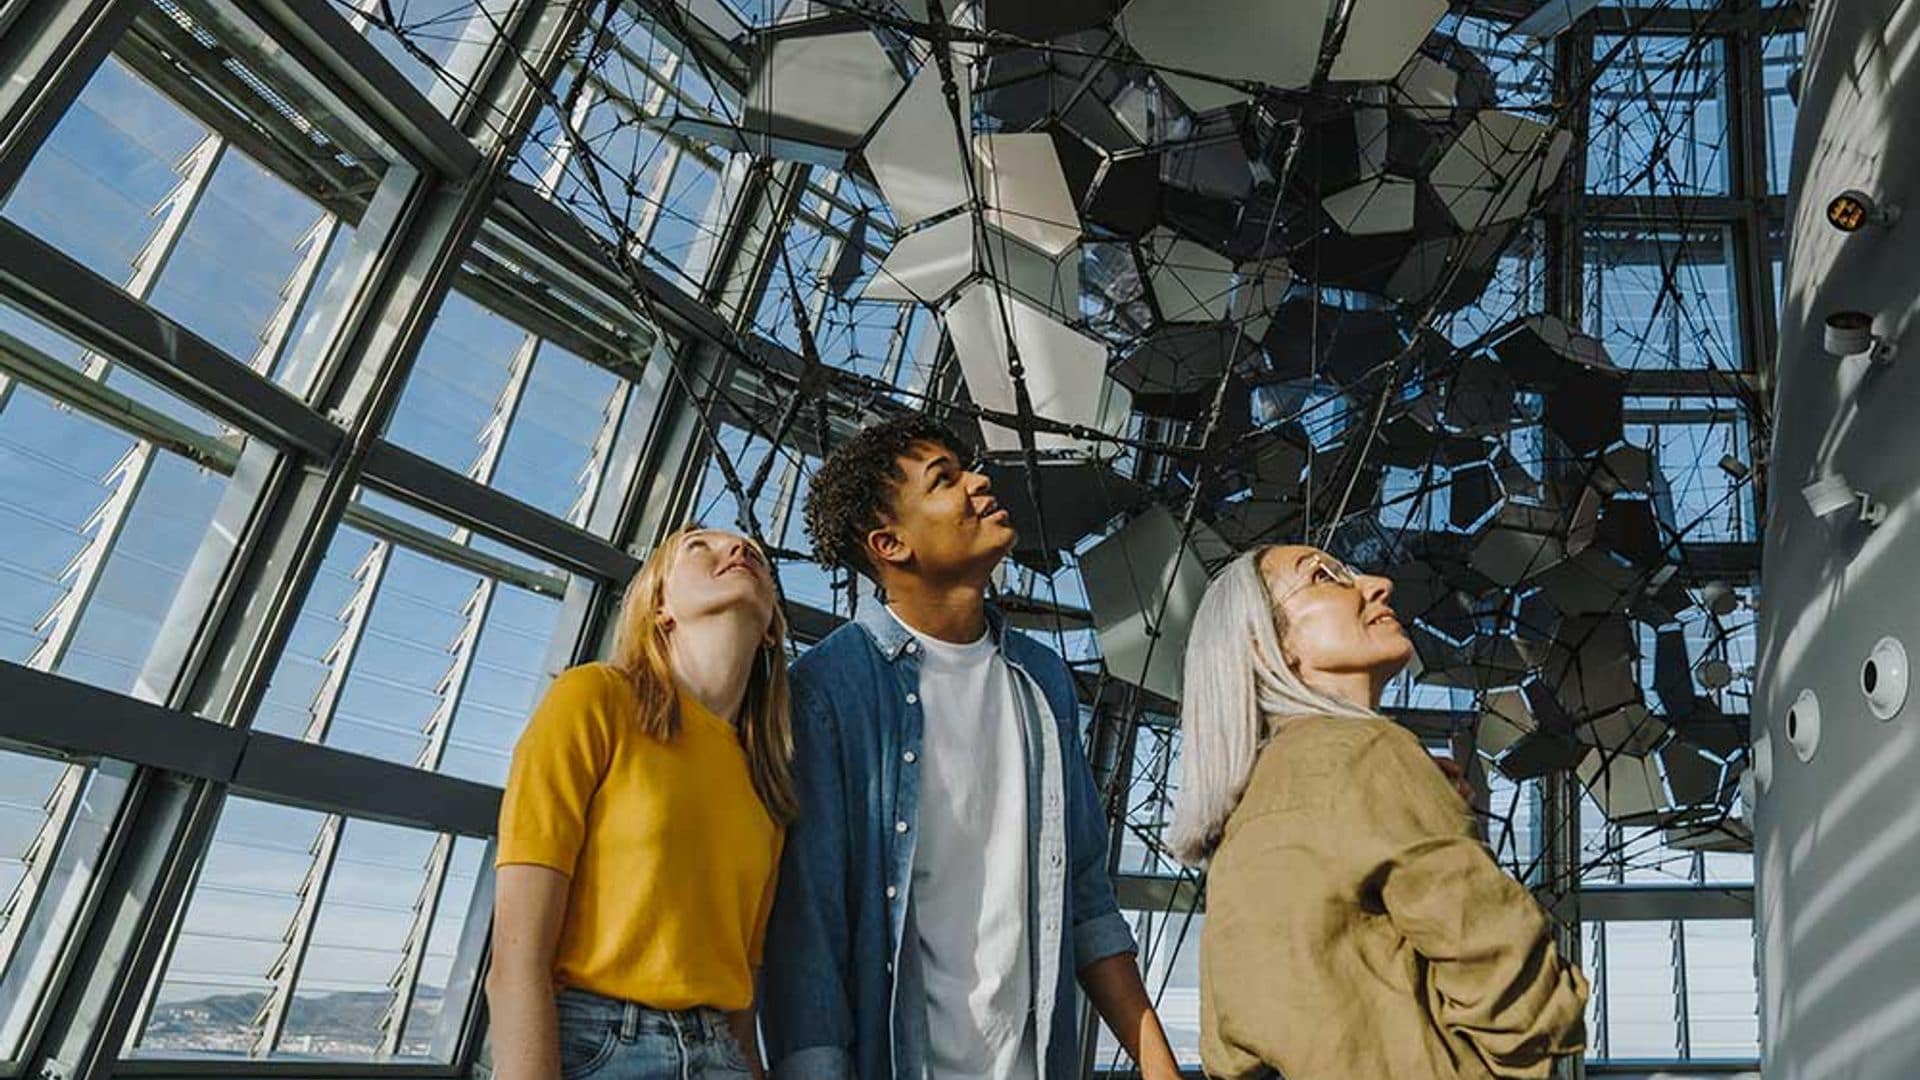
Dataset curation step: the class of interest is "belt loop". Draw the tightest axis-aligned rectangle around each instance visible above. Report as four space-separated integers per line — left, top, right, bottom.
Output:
620 1000 641 1041
668 1011 691 1080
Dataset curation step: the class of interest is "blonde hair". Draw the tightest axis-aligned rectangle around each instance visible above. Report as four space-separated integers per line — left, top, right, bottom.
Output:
608 524 797 824
1166 547 1381 866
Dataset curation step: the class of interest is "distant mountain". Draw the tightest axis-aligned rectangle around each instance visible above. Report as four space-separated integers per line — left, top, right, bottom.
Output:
143 987 443 1049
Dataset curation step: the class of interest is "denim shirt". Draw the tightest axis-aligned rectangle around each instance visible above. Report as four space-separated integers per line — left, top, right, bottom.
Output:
761 603 1137 1080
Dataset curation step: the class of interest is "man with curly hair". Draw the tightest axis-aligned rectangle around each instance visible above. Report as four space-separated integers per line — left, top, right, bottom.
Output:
760 413 1180 1080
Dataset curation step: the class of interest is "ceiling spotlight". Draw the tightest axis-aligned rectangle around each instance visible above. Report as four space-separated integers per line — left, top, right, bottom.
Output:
1803 472 1886 526
1823 311 1896 364
1717 454 1750 480
1826 189 1900 232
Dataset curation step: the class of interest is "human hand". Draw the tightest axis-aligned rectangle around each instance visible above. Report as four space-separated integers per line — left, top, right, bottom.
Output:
1431 753 1475 805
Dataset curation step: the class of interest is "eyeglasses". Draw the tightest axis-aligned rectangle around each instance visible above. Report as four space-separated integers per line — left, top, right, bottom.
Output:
1274 553 1361 608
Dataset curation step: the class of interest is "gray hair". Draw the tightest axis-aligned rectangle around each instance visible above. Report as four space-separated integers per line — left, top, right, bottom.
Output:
1166 547 1382 867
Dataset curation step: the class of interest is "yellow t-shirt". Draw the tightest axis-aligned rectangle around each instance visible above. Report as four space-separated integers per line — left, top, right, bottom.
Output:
496 662 784 1011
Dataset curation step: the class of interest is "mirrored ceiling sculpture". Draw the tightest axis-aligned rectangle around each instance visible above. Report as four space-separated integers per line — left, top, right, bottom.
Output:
482 0 1758 859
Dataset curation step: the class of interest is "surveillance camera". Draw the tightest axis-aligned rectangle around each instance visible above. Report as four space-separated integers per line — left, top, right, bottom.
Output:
1801 473 1886 526
1860 495 1889 526
1802 473 1858 518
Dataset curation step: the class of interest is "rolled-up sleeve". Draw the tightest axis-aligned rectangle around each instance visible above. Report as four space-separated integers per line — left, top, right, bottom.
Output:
1346 727 1590 1077
1063 711 1137 970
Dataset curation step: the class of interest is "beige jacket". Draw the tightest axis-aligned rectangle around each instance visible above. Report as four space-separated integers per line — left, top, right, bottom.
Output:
1199 715 1589 1080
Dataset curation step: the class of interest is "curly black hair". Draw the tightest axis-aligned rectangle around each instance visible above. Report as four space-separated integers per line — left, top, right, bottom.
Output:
805 412 970 581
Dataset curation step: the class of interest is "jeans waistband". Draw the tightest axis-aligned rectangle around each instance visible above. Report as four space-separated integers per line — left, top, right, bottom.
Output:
554 987 732 1042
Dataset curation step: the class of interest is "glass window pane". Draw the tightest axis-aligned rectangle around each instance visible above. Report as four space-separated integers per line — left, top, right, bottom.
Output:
1634 583 1756 721
690 423 788 542
1586 918 1758 1064
1763 32 1805 196
754 173 928 390
688 424 856 629
1582 227 1740 371
1115 723 1180 878
254 500 575 786
1381 665 1480 712
1588 35 1730 196
1624 396 1755 543
0 304 259 702
1581 791 1620 885
643 152 726 285
1436 224 1548 347
1685 918 1759 1058
1621 828 1702 885
1436 14 1555 116
0 57 364 393
1600 921 1682 1058
1486 772 1542 883
510 7 742 288
1702 848 1754 886
1002 556 1100 664
397 836 488 1054
133 797 490 1061
346 0 509 113
4 56 205 275
384 290 635 529
1094 911 1204 1069
0 752 134 1058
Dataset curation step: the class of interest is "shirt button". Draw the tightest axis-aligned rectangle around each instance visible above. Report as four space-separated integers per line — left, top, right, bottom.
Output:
1051 852 1063 867
906 642 918 654
903 750 917 764
886 961 894 975
886 885 898 899
906 693 918 705
896 820 909 833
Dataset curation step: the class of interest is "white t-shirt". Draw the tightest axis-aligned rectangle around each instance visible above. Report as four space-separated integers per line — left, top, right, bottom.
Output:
891 607 1037 1080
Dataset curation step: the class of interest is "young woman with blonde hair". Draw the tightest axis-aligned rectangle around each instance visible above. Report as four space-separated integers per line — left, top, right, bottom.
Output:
1171 544 1589 1080
487 525 794 1080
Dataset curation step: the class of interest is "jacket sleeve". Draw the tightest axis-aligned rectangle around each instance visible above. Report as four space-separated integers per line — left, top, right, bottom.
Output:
1061 701 1137 971
1344 727 1590 1078
759 676 858 1080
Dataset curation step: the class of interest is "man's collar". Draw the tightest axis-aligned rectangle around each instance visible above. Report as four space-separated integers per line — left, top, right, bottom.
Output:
854 601 1008 661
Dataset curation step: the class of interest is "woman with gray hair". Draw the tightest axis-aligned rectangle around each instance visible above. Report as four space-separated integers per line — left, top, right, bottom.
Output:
1170 545 1589 1080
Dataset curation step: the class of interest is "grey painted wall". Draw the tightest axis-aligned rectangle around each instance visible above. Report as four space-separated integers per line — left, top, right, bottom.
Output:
1758 0 1920 1076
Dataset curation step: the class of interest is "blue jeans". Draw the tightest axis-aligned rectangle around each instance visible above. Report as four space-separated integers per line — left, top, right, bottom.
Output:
555 988 755 1080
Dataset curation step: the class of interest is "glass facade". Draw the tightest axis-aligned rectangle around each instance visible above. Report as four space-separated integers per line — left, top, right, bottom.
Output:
0 1 1792 1077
